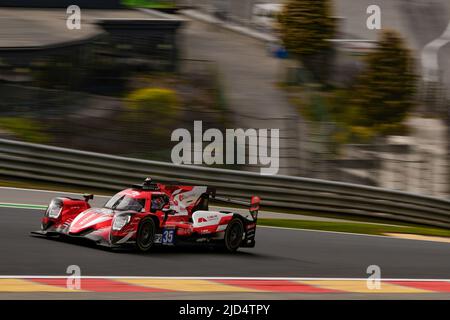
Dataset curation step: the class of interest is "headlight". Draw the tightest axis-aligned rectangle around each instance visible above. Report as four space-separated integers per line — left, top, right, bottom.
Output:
47 199 63 219
112 215 131 231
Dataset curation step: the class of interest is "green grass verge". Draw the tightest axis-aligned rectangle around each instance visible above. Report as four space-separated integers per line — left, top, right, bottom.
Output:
213 201 423 228
258 219 450 238
122 0 176 9
256 204 427 228
0 117 50 143
0 178 112 197
0 203 46 210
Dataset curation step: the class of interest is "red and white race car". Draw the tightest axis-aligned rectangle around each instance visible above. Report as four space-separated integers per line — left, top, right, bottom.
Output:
32 178 260 253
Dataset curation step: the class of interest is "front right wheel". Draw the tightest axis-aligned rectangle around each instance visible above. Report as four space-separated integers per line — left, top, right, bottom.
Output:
221 218 244 253
136 218 156 252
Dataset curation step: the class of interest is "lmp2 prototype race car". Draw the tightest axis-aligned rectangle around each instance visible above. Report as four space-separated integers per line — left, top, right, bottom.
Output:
32 178 260 253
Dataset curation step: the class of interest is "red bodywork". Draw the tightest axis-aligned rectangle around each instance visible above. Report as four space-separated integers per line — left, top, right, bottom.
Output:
34 181 259 251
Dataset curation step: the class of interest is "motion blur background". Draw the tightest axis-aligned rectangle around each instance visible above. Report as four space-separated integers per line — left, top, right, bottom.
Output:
0 0 450 198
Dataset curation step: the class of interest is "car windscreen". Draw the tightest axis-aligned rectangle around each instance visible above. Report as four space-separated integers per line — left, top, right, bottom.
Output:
104 194 145 212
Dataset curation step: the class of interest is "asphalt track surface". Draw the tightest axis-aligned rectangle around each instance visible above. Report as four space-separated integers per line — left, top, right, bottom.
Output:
1 206 450 279
1 187 450 299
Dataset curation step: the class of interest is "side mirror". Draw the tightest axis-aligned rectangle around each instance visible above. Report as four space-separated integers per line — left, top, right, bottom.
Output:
83 194 94 202
162 205 175 222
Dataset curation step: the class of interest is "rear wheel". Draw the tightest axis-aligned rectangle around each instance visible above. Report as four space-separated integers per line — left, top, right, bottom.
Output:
222 218 244 253
136 218 156 252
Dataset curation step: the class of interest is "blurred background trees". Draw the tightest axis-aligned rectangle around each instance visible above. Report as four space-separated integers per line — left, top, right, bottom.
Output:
336 30 418 141
281 2 418 143
278 0 337 84
124 87 181 141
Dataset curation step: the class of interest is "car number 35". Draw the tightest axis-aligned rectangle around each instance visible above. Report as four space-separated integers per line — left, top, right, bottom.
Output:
162 229 174 244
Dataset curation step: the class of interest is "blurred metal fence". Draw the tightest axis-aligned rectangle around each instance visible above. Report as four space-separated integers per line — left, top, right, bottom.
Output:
1 138 450 228
418 80 449 115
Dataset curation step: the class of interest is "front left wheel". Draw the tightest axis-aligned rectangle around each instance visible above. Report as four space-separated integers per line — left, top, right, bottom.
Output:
136 218 156 252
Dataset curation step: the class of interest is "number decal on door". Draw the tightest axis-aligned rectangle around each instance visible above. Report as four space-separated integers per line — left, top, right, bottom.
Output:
162 229 174 244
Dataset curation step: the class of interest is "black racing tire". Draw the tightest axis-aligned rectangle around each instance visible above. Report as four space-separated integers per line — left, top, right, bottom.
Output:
136 218 156 252
221 218 244 253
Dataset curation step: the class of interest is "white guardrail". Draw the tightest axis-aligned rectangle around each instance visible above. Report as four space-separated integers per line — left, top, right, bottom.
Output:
1 138 450 228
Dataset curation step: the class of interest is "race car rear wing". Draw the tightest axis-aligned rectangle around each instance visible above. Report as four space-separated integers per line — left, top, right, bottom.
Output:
212 195 261 221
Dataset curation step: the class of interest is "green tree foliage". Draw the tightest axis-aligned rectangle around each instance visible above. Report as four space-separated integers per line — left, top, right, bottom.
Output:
278 0 337 83
126 87 179 117
345 30 417 136
124 87 180 140
0 117 50 143
122 0 175 9
278 0 336 56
